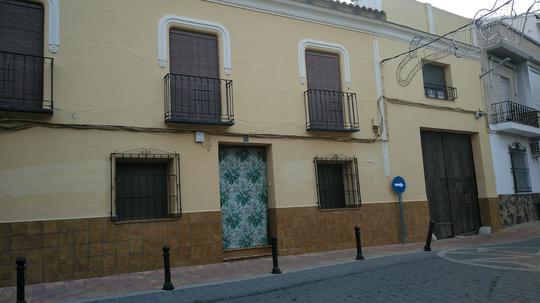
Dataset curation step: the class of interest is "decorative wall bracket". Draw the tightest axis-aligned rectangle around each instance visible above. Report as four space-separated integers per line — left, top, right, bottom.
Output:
46 0 60 53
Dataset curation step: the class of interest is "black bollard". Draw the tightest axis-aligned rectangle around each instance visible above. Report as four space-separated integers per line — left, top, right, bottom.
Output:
16 257 26 303
162 245 174 290
424 221 435 251
354 225 365 260
270 237 281 274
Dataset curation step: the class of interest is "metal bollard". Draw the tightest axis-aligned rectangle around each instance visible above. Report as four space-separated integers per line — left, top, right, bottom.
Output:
16 257 26 303
424 221 435 251
270 237 281 274
162 245 174 290
354 225 365 260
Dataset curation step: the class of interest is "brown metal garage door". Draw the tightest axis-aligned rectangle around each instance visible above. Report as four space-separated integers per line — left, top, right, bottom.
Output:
420 131 481 239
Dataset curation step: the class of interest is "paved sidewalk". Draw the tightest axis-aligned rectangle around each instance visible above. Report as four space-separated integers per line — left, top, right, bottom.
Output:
86 237 540 303
1 222 539 303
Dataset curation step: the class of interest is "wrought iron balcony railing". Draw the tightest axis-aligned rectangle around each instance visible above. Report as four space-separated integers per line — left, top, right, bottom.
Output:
0 51 53 114
424 82 457 101
304 89 359 132
164 73 234 125
491 101 539 128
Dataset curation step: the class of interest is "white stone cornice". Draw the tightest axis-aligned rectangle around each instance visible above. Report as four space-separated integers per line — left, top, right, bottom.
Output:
158 15 232 75
46 0 60 53
203 0 480 61
298 39 352 88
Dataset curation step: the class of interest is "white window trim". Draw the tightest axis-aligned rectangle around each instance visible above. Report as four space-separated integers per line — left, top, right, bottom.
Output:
41 0 60 53
298 39 351 89
157 14 232 75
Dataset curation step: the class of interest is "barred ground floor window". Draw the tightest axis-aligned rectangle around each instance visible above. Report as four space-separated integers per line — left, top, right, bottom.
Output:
314 154 361 209
509 142 532 193
110 149 181 222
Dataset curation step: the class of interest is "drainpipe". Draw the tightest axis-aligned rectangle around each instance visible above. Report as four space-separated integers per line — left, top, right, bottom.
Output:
372 37 390 177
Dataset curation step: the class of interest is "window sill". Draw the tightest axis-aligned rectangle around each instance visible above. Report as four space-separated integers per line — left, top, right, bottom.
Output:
165 116 234 126
307 126 359 133
0 107 53 117
319 206 362 212
424 95 452 101
113 216 180 225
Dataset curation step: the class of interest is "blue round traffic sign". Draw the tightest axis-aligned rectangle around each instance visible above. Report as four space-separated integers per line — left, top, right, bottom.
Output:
391 176 406 194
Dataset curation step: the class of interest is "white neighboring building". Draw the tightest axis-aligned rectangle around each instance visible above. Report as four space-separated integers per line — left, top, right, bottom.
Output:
481 18 540 226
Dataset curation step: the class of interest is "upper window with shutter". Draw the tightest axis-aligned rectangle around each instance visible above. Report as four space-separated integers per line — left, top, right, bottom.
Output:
303 50 359 132
422 62 457 101
164 29 234 125
0 0 44 56
0 0 52 113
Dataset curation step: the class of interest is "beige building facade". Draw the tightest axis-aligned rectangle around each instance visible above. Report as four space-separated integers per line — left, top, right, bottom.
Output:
0 0 500 286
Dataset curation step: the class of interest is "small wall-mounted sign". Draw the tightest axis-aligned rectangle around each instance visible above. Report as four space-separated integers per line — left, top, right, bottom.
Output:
195 131 205 143
243 135 249 143
391 176 406 194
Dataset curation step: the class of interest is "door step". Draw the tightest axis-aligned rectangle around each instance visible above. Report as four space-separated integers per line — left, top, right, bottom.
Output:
222 245 272 261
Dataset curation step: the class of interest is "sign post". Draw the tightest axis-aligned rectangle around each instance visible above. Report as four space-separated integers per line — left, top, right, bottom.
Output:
391 176 407 244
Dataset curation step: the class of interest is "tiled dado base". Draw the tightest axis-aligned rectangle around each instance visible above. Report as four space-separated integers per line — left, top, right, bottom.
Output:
268 201 431 256
0 212 223 287
0 200 503 286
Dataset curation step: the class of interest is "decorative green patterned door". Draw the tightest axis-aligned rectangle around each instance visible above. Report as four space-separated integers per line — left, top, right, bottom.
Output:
219 146 269 250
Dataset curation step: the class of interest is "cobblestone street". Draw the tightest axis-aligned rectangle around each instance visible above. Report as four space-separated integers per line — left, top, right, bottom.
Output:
84 237 540 303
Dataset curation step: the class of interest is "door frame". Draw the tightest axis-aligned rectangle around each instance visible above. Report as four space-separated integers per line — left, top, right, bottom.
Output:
420 129 482 238
217 143 274 251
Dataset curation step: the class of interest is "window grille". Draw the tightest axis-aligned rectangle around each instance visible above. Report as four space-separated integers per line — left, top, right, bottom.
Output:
314 155 361 209
110 149 181 222
509 142 532 193
422 63 457 101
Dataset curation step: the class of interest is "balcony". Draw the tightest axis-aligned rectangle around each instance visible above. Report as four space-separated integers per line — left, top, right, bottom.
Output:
164 73 234 125
424 82 457 101
304 89 359 132
0 51 53 115
490 101 540 137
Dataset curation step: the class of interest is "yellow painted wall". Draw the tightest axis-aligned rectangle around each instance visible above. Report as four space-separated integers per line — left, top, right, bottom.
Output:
0 127 392 222
380 38 485 111
43 0 378 138
0 0 498 223
382 0 428 32
431 6 472 44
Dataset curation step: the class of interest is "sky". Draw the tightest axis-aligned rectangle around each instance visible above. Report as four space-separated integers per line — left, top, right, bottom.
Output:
415 0 537 18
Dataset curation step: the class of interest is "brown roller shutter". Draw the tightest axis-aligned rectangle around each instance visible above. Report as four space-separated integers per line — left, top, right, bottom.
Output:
169 29 221 122
305 50 343 129
0 0 44 110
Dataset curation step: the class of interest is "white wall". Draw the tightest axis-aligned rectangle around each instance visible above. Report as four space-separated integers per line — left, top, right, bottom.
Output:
352 0 382 11
489 132 540 195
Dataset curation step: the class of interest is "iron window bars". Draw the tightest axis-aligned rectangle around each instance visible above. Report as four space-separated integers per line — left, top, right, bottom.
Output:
509 142 532 193
304 89 359 132
164 73 234 125
0 51 53 114
491 101 539 128
314 155 361 209
110 149 181 222
423 82 457 101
